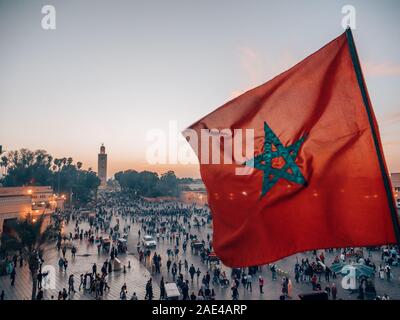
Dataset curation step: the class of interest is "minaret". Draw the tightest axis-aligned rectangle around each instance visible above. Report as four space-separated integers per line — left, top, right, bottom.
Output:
98 144 107 187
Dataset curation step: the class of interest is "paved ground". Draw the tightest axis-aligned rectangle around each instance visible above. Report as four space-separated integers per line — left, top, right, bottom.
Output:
128 215 400 300
0 217 159 300
1 203 400 300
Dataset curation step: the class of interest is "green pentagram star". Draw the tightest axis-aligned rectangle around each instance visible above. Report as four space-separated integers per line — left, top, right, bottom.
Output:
244 121 307 197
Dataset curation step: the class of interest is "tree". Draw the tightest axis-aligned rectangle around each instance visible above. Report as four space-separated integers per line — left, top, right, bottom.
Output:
1 149 53 186
0 149 100 206
0 155 9 176
57 160 100 205
157 171 180 196
0 214 55 300
71 168 100 204
137 171 159 196
114 170 181 197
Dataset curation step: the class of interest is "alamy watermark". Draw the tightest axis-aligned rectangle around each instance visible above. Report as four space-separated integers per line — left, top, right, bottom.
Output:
41 5 56 30
145 121 255 175
341 4 356 30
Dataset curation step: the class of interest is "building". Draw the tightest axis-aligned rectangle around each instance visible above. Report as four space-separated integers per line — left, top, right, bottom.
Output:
391 173 400 208
98 144 107 187
0 186 64 237
0 189 31 237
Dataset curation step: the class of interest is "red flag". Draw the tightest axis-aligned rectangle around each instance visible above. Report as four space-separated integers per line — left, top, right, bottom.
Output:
184 30 399 267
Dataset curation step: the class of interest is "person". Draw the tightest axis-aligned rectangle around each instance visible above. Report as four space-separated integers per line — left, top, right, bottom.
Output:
196 268 201 283
325 285 331 298
92 263 97 275
189 264 196 282
64 258 68 272
79 274 84 291
379 266 385 280
331 283 337 300
287 279 293 298
120 282 128 300
58 257 64 269
259 276 264 294
68 274 75 294
145 279 153 300
71 246 77 258
166 258 172 273
10 267 16 286
281 277 288 296
171 264 177 281
130 292 138 300
190 292 197 300
271 264 277 280
246 273 252 292
0 290 5 300
231 284 239 300
160 277 166 300
311 274 317 290
37 271 43 290
62 288 68 300
241 274 247 292
210 289 216 300
182 280 189 300
325 266 331 282
319 252 325 263
36 289 44 300
294 266 300 283
184 260 188 272
205 271 211 287
385 265 391 281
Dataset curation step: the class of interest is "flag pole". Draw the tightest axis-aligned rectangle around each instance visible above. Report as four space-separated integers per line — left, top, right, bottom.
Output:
345 27 400 246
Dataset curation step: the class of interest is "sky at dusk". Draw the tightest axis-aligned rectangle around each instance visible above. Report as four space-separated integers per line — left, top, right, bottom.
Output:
0 0 399 178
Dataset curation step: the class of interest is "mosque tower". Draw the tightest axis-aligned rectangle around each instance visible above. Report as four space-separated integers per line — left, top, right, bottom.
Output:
98 144 107 187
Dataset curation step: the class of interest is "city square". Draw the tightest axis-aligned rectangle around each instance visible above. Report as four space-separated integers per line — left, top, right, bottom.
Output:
1 0 400 304
1 183 400 300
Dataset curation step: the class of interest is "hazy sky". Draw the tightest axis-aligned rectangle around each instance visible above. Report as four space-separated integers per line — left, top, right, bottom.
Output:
0 0 399 178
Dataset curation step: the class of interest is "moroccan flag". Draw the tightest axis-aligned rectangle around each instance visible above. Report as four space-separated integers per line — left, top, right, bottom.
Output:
184 29 399 267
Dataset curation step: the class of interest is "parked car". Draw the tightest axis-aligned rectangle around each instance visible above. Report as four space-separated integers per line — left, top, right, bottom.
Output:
165 282 180 300
142 235 157 248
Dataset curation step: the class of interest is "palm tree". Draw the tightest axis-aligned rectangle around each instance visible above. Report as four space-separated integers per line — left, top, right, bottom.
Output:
54 158 62 194
0 214 55 300
76 162 83 170
0 155 8 175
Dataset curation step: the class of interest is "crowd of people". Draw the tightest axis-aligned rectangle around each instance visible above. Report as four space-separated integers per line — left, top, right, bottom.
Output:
1 189 399 300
